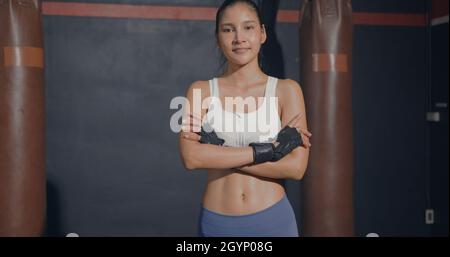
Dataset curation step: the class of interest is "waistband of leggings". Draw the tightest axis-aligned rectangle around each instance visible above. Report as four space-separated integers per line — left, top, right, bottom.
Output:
200 194 289 220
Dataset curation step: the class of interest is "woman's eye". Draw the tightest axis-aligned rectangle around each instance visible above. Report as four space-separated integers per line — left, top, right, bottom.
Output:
245 26 254 30
222 28 233 33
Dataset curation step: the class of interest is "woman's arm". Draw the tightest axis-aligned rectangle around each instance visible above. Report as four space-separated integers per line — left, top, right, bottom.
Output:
178 81 255 170
237 79 311 180
236 149 305 180
180 135 254 170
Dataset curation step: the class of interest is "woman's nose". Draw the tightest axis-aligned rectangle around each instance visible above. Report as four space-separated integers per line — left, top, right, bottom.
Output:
233 29 247 44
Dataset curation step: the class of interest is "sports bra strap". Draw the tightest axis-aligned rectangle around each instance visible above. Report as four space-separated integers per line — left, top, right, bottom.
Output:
265 77 278 98
209 78 219 98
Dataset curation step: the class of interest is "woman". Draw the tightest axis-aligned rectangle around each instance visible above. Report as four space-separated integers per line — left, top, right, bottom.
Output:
179 0 311 237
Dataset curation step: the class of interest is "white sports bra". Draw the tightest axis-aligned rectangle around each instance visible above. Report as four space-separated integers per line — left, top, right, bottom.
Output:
204 76 282 147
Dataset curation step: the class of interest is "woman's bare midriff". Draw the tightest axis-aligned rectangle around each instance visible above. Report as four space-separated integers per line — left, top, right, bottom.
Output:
202 168 286 215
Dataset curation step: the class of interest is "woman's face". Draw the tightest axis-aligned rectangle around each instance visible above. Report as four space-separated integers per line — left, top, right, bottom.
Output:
217 3 266 67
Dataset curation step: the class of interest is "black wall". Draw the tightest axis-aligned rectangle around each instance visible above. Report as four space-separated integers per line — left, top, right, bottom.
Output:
429 9 449 236
43 0 448 236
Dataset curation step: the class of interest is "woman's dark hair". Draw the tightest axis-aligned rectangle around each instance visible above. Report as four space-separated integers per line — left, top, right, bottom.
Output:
215 0 266 71
215 0 264 35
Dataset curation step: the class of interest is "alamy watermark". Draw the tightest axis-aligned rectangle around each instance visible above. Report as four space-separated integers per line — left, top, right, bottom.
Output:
169 88 279 134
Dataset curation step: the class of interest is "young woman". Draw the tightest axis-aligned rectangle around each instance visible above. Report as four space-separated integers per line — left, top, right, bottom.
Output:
179 0 311 237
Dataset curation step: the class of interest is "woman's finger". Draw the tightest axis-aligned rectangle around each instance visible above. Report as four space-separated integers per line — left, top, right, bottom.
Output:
298 127 312 137
181 117 200 125
292 123 312 137
190 114 203 122
182 116 203 133
182 115 202 126
301 134 312 148
182 132 201 141
181 125 201 133
188 114 203 125
287 113 302 127
182 113 202 123
181 118 201 132
290 114 303 127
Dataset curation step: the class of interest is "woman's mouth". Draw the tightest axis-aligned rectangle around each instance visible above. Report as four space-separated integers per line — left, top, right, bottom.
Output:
232 48 250 54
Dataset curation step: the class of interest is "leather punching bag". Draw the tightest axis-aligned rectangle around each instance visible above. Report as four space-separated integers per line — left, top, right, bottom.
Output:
0 0 45 236
299 0 354 236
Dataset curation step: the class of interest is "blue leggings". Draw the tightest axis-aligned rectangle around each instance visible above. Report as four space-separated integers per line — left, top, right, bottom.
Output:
198 194 299 237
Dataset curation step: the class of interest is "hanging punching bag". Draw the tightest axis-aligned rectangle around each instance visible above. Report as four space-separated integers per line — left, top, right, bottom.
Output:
0 0 45 236
299 0 354 236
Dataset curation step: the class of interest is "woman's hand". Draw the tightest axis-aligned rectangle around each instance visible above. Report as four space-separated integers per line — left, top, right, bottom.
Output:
181 113 224 145
269 113 312 162
181 113 202 133
285 113 312 149
181 131 202 141
181 113 202 140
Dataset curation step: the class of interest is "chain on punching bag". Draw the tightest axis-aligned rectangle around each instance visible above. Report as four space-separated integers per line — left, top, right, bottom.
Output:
0 0 45 236
299 0 354 236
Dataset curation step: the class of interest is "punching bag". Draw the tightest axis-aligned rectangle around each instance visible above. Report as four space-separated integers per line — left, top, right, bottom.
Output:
0 0 45 236
299 0 354 236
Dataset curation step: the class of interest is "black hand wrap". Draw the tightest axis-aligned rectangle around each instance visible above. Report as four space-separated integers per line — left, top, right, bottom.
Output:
196 127 225 146
272 126 303 161
249 143 275 165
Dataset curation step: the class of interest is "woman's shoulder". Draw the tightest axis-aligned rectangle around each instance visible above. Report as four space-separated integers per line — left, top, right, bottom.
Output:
186 80 210 100
275 78 303 98
188 80 210 91
185 80 211 98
